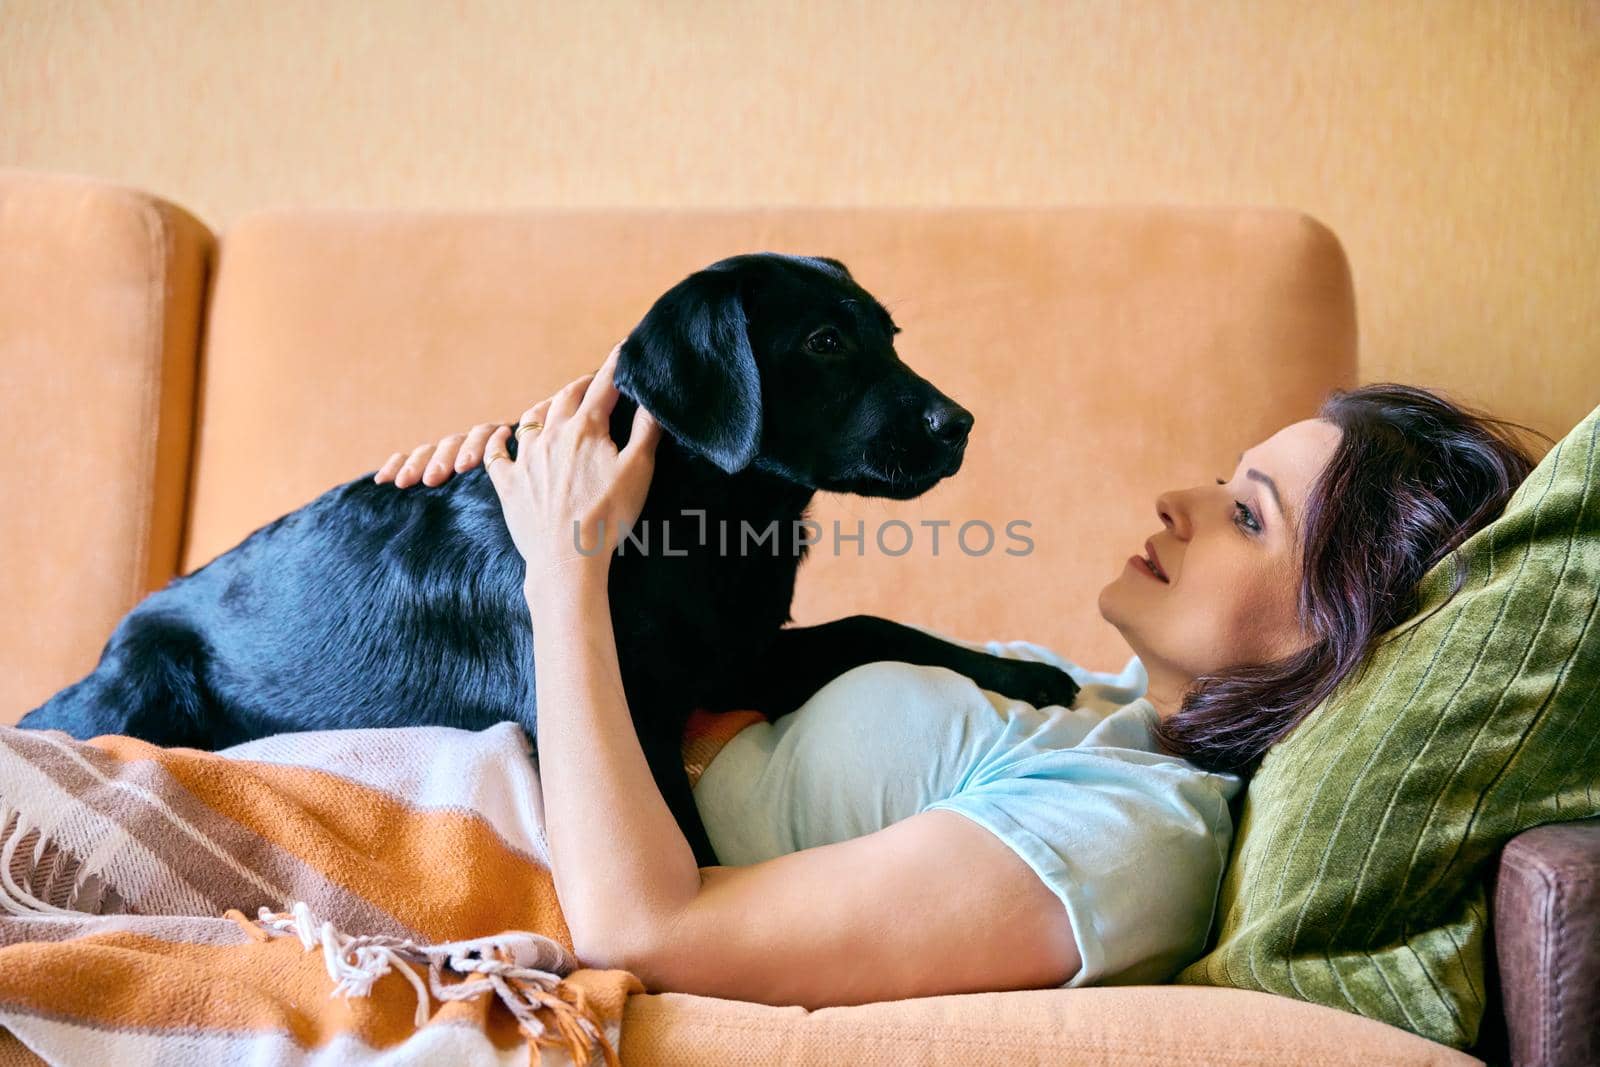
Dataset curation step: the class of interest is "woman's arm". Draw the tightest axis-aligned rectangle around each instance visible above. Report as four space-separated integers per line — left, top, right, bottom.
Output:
478 349 701 963
642 809 1080 1007
526 565 703 962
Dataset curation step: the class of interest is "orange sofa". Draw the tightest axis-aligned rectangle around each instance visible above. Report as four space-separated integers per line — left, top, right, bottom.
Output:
4 168 1573 1064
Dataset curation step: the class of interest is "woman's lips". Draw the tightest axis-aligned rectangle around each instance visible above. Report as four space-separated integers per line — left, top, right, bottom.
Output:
1132 543 1171 585
1127 554 1168 582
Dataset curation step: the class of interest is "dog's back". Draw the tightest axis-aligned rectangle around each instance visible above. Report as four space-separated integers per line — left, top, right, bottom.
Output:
19 396 818 747
21 466 528 745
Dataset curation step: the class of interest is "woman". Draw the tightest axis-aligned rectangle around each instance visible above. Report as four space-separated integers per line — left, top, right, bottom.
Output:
374 347 1540 1008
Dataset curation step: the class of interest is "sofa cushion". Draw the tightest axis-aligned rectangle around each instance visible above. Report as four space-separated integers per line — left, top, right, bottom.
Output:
619 985 1481 1066
0 171 212 723
1178 402 1600 1049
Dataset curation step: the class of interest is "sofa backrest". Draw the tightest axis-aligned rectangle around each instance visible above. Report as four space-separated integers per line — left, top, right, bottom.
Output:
0 187 1361 721
182 207 1357 670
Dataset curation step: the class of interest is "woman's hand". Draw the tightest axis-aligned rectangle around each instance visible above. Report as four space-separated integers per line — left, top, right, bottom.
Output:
483 345 661 594
375 421 509 488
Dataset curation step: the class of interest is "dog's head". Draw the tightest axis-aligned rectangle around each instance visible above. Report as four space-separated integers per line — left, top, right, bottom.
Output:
616 253 972 499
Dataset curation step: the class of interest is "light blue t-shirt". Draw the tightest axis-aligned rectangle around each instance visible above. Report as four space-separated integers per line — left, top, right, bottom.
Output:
691 638 1245 986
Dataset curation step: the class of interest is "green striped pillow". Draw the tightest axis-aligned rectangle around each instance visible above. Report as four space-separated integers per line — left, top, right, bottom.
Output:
1177 401 1600 1049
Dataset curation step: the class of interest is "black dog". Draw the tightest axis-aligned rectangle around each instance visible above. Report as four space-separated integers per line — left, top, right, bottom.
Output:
21 253 1079 865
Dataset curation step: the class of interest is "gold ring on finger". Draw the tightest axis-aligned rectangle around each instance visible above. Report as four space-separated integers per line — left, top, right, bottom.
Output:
516 421 544 440
485 452 511 471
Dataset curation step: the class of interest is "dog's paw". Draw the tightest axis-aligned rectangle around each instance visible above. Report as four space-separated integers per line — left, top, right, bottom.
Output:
982 659 1082 709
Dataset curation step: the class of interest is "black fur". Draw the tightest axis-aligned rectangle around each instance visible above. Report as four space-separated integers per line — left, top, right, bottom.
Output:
21 253 1078 865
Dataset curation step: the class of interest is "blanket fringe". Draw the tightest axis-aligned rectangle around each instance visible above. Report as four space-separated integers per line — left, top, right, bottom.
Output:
0 804 119 916
228 903 620 1066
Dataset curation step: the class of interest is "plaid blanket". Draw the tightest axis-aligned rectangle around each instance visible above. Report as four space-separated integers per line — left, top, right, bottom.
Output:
0 721 646 1066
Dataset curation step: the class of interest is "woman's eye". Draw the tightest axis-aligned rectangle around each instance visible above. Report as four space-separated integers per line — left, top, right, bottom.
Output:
1217 478 1262 534
805 328 844 354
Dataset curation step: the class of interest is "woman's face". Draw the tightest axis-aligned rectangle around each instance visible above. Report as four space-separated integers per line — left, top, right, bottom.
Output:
1097 418 1343 718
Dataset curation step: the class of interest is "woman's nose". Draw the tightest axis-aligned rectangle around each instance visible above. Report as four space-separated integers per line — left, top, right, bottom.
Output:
1155 490 1186 537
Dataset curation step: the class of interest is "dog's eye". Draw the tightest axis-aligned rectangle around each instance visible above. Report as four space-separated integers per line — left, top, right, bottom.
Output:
805 328 844 355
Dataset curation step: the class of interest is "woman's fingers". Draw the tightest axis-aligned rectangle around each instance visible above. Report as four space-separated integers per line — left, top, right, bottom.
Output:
511 400 554 467
422 433 467 486
545 373 595 432
517 398 554 434
394 443 439 489
621 402 661 465
482 426 515 490
374 452 407 485
378 416 524 489
378 347 630 491
455 423 501 472
578 345 625 426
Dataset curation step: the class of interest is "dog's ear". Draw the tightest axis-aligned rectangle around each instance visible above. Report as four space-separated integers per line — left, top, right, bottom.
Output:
616 268 761 474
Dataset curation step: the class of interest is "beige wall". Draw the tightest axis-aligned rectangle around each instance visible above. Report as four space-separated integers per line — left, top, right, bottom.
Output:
2 0 1597 441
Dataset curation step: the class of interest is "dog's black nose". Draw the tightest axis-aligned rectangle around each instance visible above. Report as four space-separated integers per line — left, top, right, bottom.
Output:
925 404 974 445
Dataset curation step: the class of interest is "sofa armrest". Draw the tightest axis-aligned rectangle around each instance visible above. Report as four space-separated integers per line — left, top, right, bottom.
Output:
0 169 212 722
1492 817 1600 1067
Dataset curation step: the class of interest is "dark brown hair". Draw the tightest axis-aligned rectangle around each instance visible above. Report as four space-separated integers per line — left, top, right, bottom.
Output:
1151 383 1551 777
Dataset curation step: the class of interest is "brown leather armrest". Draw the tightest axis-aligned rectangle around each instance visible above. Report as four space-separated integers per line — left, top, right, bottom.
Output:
1493 817 1600 1067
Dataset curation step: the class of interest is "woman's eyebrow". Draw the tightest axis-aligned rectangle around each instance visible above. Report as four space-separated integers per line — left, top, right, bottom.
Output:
1247 470 1286 520
1236 452 1290 529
